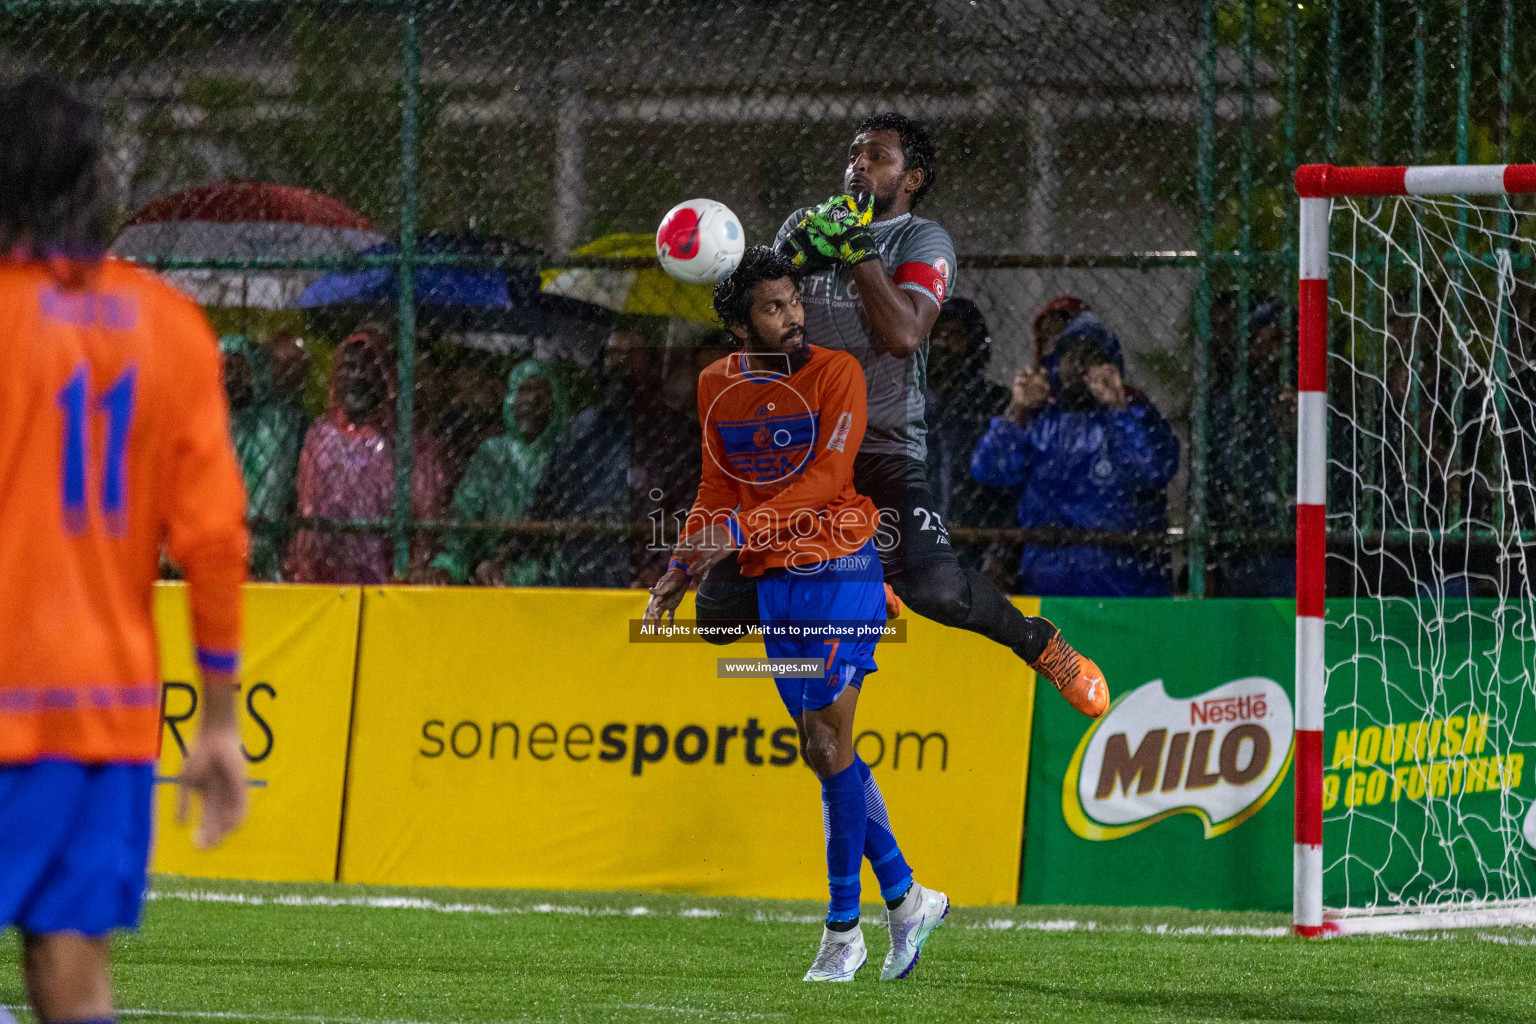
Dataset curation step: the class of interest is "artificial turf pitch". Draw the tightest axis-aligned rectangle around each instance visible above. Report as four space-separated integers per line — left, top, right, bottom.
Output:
2 875 1533 1023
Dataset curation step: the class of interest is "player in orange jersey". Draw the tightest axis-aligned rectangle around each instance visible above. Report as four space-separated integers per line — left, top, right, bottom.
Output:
0 75 250 1024
646 247 948 982
697 114 1108 719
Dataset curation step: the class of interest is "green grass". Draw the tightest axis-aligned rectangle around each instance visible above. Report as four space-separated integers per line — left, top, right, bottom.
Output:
2 874 1534 1023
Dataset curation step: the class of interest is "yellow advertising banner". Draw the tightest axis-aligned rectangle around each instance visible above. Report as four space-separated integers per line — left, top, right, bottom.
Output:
341 588 1037 905
153 583 362 882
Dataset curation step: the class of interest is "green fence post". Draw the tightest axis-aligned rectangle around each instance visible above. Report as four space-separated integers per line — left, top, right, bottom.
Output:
393 0 421 580
1190 0 1216 598
1443 0 1472 537
1500 0 1513 164
1369 0 1383 163
1235 0 1255 434
1280 0 1298 517
1456 0 1470 166
1229 0 1253 576
1326 0 1340 162
1412 0 1426 161
1494 0 1515 539
1284 0 1298 193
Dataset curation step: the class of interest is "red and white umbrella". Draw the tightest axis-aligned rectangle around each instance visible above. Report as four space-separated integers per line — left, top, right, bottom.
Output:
113 182 385 309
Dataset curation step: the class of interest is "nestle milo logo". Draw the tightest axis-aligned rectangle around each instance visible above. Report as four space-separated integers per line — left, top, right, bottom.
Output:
1063 677 1294 841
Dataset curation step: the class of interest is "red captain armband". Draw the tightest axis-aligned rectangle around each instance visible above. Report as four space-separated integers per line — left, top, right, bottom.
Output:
893 260 950 304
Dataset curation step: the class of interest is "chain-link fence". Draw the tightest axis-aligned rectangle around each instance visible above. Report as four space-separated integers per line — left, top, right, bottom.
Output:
6 0 1531 595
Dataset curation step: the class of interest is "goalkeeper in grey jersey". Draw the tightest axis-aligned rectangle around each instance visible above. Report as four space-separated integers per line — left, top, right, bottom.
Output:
686 112 1107 719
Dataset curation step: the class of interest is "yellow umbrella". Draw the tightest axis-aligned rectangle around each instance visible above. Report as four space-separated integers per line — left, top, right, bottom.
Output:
540 232 720 326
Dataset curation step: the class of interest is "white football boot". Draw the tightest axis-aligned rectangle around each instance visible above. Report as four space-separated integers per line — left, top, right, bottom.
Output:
803 924 867 982
880 882 949 980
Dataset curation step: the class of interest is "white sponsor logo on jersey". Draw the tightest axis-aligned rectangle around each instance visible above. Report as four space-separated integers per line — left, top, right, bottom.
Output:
826 411 854 452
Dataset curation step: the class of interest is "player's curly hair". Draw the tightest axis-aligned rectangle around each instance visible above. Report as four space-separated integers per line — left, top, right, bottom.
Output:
712 245 798 334
856 112 937 207
0 73 110 257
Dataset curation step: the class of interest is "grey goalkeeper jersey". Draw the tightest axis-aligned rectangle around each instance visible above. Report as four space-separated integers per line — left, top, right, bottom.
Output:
774 210 956 462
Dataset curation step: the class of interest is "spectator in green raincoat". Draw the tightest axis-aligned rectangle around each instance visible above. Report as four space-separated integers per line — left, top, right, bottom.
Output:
219 334 308 580
431 357 571 586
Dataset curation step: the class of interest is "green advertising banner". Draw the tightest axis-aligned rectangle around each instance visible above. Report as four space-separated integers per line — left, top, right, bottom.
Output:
1020 599 1296 911
1323 599 1536 911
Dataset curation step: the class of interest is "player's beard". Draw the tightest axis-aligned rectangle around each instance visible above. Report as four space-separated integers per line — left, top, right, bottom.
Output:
847 178 896 217
746 323 809 373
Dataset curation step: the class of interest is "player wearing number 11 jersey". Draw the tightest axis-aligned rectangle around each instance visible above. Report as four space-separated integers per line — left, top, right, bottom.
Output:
0 74 249 1024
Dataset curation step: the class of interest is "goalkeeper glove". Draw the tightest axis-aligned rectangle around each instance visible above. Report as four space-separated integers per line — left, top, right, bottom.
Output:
802 193 880 266
775 220 838 273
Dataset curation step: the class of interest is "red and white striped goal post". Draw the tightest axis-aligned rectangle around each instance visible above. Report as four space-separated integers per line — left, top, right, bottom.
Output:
1292 162 1536 938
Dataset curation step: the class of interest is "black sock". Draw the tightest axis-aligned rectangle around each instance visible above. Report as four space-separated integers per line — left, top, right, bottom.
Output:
1012 614 1056 664
900 562 1054 663
885 883 913 910
956 568 1053 662
825 916 859 932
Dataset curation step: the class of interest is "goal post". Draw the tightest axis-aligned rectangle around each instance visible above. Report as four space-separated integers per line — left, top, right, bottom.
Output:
1294 163 1536 937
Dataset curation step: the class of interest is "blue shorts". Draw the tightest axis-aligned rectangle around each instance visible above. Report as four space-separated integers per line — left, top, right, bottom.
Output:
758 538 886 719
0 761 154 936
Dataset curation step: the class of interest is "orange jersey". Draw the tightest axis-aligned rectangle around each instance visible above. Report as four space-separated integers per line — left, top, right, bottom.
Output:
0 256 247 764
686 345 877 576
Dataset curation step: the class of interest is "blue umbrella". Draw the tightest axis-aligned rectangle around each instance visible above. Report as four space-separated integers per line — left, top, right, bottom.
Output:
296 235 518 310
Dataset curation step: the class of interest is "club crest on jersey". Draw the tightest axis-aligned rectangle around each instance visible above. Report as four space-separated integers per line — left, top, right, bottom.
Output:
826 411 854 452
718 412 818 484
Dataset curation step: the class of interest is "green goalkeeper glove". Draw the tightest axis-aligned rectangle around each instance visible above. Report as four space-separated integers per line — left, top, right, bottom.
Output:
802 193 879 266
775 219 838 273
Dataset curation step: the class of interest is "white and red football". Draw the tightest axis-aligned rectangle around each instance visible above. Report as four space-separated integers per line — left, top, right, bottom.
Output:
656 199 745 284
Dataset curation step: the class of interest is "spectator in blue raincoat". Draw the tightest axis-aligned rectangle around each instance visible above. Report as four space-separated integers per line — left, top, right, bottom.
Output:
970 323 1179 596
1032 295 1091 392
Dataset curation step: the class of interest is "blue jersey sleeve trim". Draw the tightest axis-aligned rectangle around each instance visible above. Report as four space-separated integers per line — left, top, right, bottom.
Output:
195 647 240 675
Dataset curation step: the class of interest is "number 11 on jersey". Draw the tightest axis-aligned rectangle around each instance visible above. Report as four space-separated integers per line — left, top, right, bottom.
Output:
58 364 137 536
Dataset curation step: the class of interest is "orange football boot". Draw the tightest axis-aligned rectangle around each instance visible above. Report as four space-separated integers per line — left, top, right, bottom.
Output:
884 583 904 619
1029 623 1109 718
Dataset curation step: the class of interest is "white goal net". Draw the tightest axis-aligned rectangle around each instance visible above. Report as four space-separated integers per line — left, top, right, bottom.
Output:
1322 190 1536 926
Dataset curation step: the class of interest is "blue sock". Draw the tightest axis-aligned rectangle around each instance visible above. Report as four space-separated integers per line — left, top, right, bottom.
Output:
820 761 866 923
855 756 913 902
